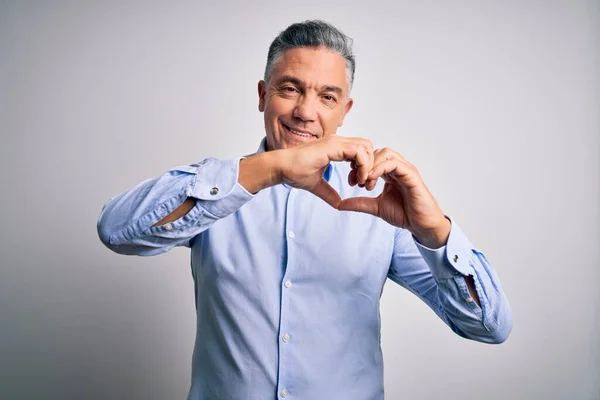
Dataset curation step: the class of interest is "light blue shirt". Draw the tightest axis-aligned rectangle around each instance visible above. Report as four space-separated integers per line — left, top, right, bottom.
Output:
97 138 512 400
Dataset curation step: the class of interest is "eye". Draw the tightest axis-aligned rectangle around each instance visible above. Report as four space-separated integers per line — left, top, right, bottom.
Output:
281 86 298 93
322 95 338 103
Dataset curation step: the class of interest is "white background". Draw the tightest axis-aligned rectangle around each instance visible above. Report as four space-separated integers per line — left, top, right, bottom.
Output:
1 1 598 399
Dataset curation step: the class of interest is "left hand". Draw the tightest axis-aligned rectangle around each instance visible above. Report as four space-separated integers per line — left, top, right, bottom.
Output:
337 147 450 244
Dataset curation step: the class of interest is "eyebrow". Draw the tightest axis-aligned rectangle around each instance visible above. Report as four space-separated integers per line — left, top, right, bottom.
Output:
274 75 344 95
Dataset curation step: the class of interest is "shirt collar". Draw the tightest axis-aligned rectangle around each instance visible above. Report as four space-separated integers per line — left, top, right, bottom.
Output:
255 137 333 182
255 137 268 154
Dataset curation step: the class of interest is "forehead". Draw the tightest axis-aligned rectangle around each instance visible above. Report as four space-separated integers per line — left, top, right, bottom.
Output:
270 47 348 92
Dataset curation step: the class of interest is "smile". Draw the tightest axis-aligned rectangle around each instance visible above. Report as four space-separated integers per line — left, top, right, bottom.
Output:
282 123 317 139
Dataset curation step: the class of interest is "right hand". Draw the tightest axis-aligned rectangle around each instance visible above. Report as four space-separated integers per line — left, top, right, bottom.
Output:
276 136 376 208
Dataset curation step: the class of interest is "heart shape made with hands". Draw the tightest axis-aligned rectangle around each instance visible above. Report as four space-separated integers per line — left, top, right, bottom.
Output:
306 148 445 236
280 136 448 238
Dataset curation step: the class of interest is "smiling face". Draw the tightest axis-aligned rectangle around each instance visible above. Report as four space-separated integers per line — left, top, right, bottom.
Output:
258 46 354 151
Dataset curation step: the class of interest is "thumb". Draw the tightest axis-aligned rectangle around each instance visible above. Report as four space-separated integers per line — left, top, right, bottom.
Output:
310 178 342 209
338 196 379 216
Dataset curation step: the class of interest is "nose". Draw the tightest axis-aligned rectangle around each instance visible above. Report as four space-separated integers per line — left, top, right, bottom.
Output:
293 94 317 123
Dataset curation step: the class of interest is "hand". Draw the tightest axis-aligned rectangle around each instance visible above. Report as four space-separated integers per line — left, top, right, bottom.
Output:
338 147 450 247
277 135 375 208
239 138 450 247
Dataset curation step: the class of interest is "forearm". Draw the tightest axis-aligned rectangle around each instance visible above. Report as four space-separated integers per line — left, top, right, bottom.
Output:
153 197 196 227
98 158 255 256
420 239 512 343
153 151 284 227
412 217 451 249
463 275 481 306
390 218 512 344
412 218 481 305
432 263 512 344
238 150 284 193
97 173 200 255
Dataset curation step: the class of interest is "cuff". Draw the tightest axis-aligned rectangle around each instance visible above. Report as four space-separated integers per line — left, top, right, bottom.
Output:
188 157 255 218
413 215 475 279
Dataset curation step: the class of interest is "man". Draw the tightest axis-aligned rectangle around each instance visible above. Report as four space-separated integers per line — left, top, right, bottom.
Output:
98 20 512 400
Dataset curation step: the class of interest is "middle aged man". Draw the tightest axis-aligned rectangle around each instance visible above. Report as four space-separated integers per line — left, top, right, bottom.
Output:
98 20 512 400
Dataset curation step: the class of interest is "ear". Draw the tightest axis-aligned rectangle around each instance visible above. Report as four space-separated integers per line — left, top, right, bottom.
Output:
258 80 266 112
338 97 354 127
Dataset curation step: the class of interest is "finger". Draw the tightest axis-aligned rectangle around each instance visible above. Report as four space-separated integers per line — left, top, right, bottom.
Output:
326 138 374 183
367 147 375 182
338 196 379 216
388 148 407 162
374 147 407 161
368 159 412 182
310 178 342 208
354 147 373 185
348 167 358 186
365 178 378 191
371 148 398 167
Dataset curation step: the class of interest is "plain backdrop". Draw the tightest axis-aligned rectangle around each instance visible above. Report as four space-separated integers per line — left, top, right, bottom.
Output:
1 1 598 399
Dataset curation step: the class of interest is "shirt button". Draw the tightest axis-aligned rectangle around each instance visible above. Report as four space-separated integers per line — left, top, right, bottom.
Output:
288 231 295 238
280 389 288 398
282 333 290 343
284 280 292 288
466 297 474 303
164 223 173 231
210 187 219 195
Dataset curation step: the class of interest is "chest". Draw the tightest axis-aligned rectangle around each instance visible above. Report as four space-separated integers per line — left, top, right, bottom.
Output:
192 185 395 295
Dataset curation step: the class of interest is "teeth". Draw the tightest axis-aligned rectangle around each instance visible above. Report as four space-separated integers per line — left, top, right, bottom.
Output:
287 126 311 137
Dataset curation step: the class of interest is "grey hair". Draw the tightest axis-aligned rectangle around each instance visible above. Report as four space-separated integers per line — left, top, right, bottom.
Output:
264 20 356 92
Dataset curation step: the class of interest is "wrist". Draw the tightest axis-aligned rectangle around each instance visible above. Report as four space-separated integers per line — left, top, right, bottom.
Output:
412 216 451 249
238 151 284 194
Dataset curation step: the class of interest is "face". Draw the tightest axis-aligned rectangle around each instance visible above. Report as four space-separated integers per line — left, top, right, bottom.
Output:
258 46 354 150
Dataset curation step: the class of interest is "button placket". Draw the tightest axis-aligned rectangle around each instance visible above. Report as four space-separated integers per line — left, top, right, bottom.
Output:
276 188 297 396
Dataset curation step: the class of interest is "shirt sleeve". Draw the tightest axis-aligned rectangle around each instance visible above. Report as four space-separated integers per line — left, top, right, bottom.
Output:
97 157 255 256
386 215 513 344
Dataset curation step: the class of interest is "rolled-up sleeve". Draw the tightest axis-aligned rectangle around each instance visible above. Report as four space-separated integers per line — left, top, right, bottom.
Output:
97 157 255 256
387 216 513 344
